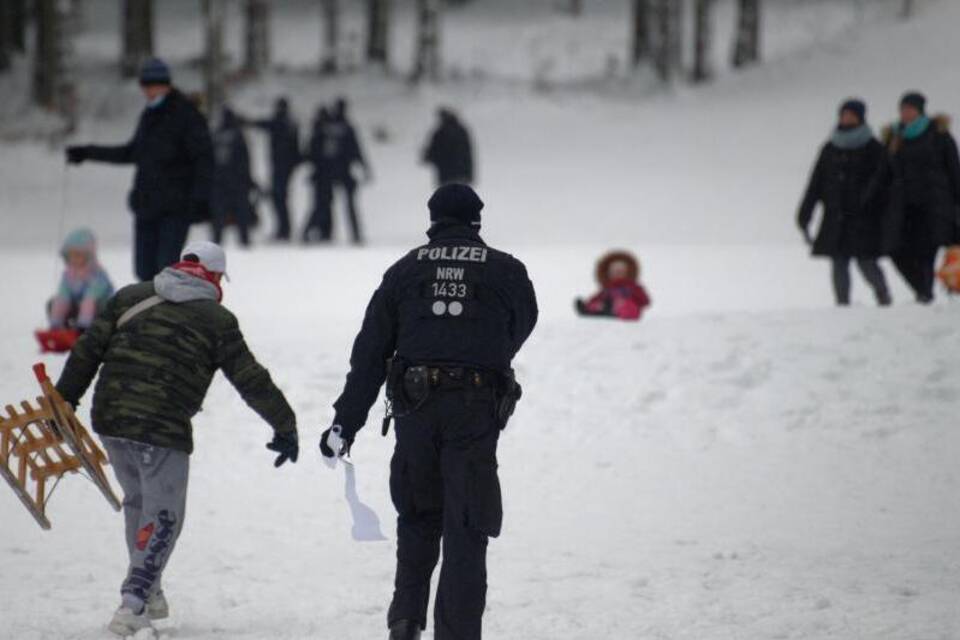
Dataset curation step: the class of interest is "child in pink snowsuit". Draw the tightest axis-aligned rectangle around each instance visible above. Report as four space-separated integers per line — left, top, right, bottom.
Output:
49 228 114 331
576 251 651 321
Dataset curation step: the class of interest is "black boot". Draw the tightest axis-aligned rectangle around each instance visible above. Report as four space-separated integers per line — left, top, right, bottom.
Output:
388 620 421 640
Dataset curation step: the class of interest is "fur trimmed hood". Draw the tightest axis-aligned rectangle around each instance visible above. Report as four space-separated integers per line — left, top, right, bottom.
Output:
882 113 952 150
595 251 640 286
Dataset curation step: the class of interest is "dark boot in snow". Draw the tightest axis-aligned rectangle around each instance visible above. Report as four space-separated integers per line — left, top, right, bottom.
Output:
388 620 421 640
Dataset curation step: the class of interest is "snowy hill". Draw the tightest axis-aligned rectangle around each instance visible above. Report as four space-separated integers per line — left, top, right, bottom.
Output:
1 1 960 639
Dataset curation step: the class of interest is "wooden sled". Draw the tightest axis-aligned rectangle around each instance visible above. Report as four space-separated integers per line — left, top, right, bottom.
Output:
0 363 121 530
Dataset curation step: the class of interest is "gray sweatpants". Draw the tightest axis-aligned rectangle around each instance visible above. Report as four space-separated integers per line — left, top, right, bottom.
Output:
102 437 189 611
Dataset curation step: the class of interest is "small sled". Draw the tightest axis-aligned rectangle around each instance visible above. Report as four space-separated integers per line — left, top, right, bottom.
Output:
35 328 80 354
0 363 121 530
938 246 960 295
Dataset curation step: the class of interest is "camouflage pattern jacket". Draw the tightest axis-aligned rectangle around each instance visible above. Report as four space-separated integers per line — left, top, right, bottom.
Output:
56 268 296 454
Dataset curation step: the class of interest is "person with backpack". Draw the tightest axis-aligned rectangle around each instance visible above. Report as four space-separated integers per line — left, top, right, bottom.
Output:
55 241 299 637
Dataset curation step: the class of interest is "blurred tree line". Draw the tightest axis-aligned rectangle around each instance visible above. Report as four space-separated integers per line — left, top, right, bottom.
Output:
0 0 924 120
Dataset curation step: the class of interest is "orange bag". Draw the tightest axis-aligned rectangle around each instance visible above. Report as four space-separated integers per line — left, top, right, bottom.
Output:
938 247 960 294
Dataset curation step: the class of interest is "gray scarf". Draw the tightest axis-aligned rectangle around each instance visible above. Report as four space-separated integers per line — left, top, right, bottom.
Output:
154 268 220 303
829 124 874 150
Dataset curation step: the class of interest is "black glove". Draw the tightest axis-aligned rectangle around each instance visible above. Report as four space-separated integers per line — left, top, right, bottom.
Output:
266 431 299 467
319 425 353 459
66 145 88 164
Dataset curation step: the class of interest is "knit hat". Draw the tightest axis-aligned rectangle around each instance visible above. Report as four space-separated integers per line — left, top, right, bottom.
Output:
61 228 97 259
181 241 227 276
900 91 927 114
139 57 172 86
839 98 866 123
428 184 484 227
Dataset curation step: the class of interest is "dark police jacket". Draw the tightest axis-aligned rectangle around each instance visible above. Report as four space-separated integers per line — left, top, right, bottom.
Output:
84 89 213 222
333 222 538 438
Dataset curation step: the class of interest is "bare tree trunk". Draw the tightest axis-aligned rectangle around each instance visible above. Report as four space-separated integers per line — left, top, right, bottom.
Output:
33 0 75 126
203 0 226 115
692 0 712 83
568 0 583 16
243 0 269 75
366 0 391 66
121 0 154 78
9 0 26 52
0 2 10 72
411 0 441 83
652 0 681 83
320 0 339 73
732 0 761 68
900 0 915 18
631 0 649 67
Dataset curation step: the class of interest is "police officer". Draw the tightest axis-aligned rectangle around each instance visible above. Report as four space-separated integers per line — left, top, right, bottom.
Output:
242 97 301 241
321 184 538 640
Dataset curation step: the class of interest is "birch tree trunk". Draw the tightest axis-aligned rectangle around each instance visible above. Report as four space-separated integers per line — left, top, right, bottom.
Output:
411 0 441 83
203 0 226 115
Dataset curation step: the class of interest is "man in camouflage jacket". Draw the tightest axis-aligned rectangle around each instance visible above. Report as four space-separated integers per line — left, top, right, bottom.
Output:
56 241 298 637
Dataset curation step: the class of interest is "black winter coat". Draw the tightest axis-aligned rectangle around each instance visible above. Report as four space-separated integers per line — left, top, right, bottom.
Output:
321 118 367 186
85 89 214 222
423 118 475 185
798 137 886 257
333 223 538 438
250 113 300 178
874 116 960 252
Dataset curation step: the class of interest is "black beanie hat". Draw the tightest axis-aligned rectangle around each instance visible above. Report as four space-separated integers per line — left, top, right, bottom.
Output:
428 184 484 227
839 98 866 123
900 91 927 114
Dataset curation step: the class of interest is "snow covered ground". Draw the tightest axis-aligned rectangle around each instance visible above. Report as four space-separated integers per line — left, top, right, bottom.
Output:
2 1 960 638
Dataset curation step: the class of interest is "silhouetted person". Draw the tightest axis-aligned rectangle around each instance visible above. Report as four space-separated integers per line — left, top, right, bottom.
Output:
66 58 213 281
244 97 301 241
211 108 256 247
422 108 475 187
323 97 371 245
303 107 334 243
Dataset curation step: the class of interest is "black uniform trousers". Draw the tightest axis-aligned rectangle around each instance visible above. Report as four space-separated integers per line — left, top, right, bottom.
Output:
271 168 294 240
388 389 502 640
333 178 363 244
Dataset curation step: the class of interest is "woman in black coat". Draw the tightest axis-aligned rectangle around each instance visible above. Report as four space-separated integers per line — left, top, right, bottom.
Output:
872 92 960 303
798 99 891 306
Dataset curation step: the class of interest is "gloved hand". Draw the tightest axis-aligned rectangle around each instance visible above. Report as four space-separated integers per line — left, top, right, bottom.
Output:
320 425 353 459
66 145 89 164
266 431 299 467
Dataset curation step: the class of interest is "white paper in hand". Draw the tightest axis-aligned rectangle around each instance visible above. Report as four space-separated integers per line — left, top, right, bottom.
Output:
322 425 351 469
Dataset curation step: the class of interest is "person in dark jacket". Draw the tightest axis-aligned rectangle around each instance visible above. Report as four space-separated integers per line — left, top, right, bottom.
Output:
66 58 214 282
242 97 301 241
422 107 475 187
798 99 892 306
872 92 960 303
322 97 371 244
303 107 335 243
211 107 256 247
320 184 538 640
56 241 299 637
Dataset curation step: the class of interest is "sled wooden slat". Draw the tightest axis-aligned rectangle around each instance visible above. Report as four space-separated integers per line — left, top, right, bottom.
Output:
0 364 122 530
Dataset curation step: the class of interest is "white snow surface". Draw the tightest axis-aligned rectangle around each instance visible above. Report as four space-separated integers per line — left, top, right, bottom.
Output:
2 1 960 639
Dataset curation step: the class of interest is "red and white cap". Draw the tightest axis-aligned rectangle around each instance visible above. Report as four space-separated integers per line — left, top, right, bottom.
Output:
181 241 227 277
